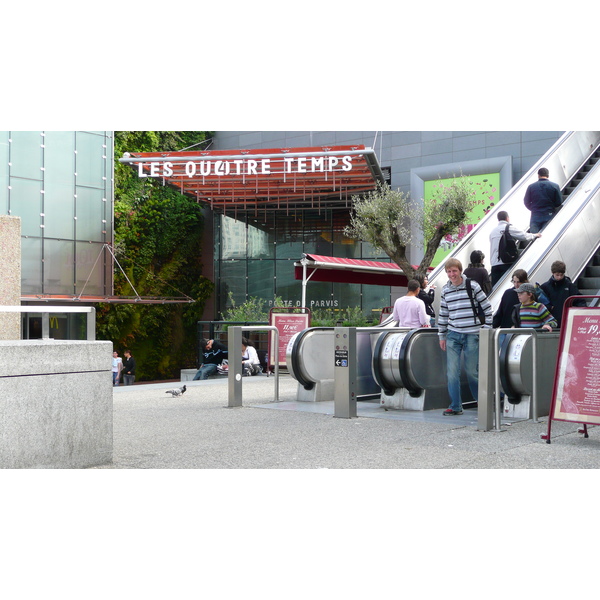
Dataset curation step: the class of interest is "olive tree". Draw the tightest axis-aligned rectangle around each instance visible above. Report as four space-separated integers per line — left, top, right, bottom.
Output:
344 177 483 280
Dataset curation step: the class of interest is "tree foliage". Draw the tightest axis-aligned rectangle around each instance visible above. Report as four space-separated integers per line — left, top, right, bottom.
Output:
96 131 215 381
344 178 484 279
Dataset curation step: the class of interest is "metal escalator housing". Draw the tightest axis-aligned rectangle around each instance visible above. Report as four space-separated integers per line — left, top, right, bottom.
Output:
499 331 560 418
372 328 447 397
286 327 382 399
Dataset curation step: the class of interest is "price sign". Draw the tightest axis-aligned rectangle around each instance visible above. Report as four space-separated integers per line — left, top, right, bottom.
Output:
551 309 600 424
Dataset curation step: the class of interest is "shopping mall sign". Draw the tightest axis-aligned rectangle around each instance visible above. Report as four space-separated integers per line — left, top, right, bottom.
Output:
136 154 356 178
119 145 384 212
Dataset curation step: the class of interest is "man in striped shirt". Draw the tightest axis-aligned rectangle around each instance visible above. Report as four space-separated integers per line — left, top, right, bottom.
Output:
438 258 493 415
512 282 557 331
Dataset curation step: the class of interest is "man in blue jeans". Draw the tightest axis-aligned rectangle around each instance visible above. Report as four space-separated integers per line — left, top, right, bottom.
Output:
523 167 563 233
193 338 228 380
438 258 492 415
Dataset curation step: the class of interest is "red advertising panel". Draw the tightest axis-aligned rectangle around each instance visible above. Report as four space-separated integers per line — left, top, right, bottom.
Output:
269 310 310 367
551 308 600 425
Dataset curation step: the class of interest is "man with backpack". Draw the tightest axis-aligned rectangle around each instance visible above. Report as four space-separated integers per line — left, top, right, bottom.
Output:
438 258 492 416
489 211 541 287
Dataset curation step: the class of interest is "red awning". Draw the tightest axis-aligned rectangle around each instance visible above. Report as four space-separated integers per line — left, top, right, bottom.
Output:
293 253 428 287
119 145 384 214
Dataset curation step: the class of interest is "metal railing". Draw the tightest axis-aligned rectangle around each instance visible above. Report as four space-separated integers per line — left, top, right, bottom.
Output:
0 306 96 340
227 326 279 407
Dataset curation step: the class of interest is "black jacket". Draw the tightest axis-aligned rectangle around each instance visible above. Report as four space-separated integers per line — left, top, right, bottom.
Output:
523 178 562 217
123 355 136 375
417 288 435 317
540 275 586 327
202 341 228 366
493 288 519 328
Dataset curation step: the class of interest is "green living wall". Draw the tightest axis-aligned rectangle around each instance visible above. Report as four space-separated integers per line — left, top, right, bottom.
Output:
95 131 215 381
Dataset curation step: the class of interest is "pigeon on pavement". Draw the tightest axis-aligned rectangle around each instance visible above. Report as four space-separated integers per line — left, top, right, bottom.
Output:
165 385 187 397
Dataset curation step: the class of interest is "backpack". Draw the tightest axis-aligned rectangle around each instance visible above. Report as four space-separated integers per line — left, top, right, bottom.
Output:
498 223 519 264
465 278 486 325
534 282 550 307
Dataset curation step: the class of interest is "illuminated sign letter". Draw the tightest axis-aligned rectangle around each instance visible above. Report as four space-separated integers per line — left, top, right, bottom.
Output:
185 161 196 177
163 162 173 177
328 156 339 170
199 161 211 176
150 162 161 177
284 157 294 173
215 160 230 176
247 160 258 175
261 159 271 174
342 156 352 171
311 157 325 171
138 163 148 178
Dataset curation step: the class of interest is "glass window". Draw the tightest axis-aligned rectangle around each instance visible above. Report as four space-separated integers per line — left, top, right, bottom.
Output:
0 133 8 214
362 282 392 315
333 282 361 310
361 241 389 259
75 186 107 242
43 175 75 239
247 220 274 258
75 132 106 188
274 214 304 259
10 131 43 180
274 261 301 305
21 237 42 293
248 260 274 300
44 132 75 181
75 241 104 295
43 239 74 294
9 178 42 236
219 259 246 313
221 216 246 259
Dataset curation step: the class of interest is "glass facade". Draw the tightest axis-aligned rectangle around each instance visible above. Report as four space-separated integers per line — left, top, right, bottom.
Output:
0 131 114 297
215 209 391 320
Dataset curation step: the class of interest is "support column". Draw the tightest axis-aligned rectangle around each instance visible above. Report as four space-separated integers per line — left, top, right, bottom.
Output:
0 216 21 340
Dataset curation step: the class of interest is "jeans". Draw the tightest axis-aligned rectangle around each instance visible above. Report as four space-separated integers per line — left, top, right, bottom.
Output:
123 374 135 386
193 363 218 380
112 372 120 386
445 330 480 411
530 214 553 233
491 263 512 288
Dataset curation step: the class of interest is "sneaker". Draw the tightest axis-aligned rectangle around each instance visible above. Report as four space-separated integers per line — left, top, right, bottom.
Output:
443 408 463 416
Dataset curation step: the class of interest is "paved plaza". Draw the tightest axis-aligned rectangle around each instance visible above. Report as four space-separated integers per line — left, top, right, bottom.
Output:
97 374 600 469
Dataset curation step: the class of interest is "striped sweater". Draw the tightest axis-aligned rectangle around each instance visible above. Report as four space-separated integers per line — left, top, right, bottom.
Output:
512 301 557 329
438 277 492 339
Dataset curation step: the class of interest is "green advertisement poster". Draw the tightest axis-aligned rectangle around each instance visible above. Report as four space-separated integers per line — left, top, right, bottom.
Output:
424 172 500 267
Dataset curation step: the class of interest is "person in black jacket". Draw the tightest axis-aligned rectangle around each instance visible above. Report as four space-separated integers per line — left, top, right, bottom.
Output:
414 273 436 326
122 349 136 386
463 250 492 296
540 260 586 327
493 269 529 329
193 338 228 380
523 167 563 233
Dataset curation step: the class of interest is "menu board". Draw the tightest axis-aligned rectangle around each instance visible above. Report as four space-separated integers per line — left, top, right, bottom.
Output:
551 308 600 425
269 312 310 367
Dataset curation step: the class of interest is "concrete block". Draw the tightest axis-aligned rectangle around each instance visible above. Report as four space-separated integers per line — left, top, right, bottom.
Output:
0 340 113 468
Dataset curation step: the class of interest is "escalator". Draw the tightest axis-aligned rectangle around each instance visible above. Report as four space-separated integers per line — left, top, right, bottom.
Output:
427 131 600 315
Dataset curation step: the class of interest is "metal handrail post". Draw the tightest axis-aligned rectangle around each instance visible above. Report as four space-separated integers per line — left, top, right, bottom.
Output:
531 328 539 423
493 329 506 432
227 325 279 407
